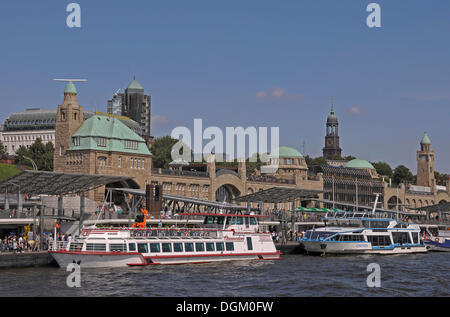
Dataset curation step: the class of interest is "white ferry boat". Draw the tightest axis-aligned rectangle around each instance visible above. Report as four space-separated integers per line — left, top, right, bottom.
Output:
300 214 428 255
422 225 450 252
49 212 281 268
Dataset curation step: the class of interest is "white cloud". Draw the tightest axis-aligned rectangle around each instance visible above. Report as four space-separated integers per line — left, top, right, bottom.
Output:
272 87 286 98
349 106 361 115
255 91 268 98
151 115 169 125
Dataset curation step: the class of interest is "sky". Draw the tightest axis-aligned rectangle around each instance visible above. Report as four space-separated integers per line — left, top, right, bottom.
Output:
0 0 449 173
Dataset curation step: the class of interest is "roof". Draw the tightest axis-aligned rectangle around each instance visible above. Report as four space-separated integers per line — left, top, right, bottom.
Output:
127 77 144 90
345 159 375 169
412 201 450 212
327 105 338 124
270 146 303 158
234 187 322 203
421 132 431 145
64 82 77 94
0 171 131 195
70 115 151 155
1 109 142 135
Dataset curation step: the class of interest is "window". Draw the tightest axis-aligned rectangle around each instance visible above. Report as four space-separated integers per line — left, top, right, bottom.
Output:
173 243 183 252
246 237 253 250
216 242 224 252
367 235 391 247
86 243 106 252
124 140 138 150
162 243 172 253
206 242 215 252
110 244 126 252
98 156 107 167
225 242 234 251
195 242 205 252
412 233 419 244
249 217 257 225
392 232 411 245
69 243 83 251
128 243 136 252
150 243 161 253
118 156 122 168
73 137 80 146
184 243 194 252
97 137 107 147
137 243 149 253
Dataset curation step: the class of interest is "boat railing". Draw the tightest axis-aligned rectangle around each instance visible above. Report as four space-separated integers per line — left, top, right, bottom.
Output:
49 241 68 251
129 228 220 239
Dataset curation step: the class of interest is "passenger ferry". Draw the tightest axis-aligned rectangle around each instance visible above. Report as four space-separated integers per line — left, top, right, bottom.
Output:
422 225 450 252
49 211 281 268
300 196 427 255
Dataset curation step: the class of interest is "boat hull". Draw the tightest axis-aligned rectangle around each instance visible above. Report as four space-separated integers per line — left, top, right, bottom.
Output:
49 251 281 268
424 239 450 252
300 241 428 255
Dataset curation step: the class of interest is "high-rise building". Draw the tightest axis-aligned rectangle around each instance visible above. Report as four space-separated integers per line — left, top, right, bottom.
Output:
323 104 342 160
107 77 151 143
416 132 435 187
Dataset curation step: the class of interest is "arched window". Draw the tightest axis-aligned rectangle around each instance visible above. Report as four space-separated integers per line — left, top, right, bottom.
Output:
98 156 107 167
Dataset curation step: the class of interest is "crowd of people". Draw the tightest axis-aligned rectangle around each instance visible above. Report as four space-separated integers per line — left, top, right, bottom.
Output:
0 232 72 253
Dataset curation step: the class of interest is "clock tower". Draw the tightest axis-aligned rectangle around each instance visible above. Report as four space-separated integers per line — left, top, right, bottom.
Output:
323 104 342 160
416 132 435 187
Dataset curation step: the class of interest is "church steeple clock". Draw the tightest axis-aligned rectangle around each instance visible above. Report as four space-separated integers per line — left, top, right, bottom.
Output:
323 102 342 160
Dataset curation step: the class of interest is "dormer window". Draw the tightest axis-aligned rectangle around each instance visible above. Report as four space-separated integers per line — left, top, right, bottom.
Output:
97 137 107 147
73 136 80 146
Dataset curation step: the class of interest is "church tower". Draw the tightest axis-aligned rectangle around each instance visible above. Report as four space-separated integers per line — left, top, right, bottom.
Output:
416 132 435 187
54 82 84 172
323 103 342 160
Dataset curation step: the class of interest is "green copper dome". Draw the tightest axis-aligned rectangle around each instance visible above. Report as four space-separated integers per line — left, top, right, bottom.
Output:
421 132 431 145
127 76 144 90
345 159 375 169
270 146 303 158
64 82 77 94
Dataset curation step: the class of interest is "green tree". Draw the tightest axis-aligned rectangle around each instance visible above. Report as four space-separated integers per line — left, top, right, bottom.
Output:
435 171 449 186
0 140 6 158
14 138 54 171
372 161 393 178
150 136 181 169
343 155 356 161
392 165 415 185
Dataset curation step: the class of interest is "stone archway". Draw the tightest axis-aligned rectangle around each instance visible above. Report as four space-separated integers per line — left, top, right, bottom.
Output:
387 196 402 210
215 184 241 203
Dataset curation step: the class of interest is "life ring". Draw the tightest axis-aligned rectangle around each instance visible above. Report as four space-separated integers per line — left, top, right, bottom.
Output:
435 238 440 242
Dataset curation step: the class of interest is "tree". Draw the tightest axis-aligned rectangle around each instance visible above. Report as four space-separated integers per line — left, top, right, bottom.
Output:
343 155 356 161
14 138 54 171
372 161 393 178
435 171 449 186
392 165 415 185
0 140 6 158
150 136 180 169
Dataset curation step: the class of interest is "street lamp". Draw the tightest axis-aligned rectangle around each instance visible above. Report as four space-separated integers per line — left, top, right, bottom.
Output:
23 155 37 170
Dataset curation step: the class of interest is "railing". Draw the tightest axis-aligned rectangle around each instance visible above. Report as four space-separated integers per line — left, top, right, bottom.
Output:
129 228 219 239
247 176 295 184
152 168 209 178
48 241 69 251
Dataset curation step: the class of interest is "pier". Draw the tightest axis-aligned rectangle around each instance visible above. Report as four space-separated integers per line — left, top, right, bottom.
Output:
0 251 55 268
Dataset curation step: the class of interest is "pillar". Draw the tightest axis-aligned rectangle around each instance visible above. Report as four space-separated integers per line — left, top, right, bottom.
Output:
79 193 85 235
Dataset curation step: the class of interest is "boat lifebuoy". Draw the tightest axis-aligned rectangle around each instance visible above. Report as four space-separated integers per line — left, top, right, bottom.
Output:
435 238 440 242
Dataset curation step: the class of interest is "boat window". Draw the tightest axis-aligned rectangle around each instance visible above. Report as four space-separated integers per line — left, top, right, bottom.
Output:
338 235 364 242
225 242 234 251
216 242 224 251
392 232 411 245
310 231 335 240
184 243 194 252
110 244 127 252
173 243 183 252
412 233 419 244
370 221 390 228
162 243 172 253
86 243 106 252
236 217 243 225
69 243 83 251
206 242 215 252
137 243 149 253
204 217 214 225
217 217 225 225
150 243 161 253
244 217 249 228
195 242 205 252
249 217 257 225
246 237 253 251
128 243 136 252
367 235 391 246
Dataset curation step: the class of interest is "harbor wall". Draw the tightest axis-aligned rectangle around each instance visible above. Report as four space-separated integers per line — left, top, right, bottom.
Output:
0 251 56 268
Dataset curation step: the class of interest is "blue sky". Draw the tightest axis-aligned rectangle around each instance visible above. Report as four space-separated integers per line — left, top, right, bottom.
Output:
0 1 449 173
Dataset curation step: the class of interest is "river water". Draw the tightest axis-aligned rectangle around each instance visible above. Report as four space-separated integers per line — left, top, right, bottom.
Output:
0 252 448 297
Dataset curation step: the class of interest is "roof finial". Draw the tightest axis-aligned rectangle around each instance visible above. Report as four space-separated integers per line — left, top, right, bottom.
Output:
331 96 334 114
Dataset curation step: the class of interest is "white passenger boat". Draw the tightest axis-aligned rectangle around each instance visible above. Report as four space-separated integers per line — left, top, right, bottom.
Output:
300 195 427 255
49 212 281 268
422 225 450 252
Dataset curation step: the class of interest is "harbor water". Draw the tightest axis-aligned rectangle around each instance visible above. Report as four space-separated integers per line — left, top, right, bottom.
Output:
0 252 448 297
